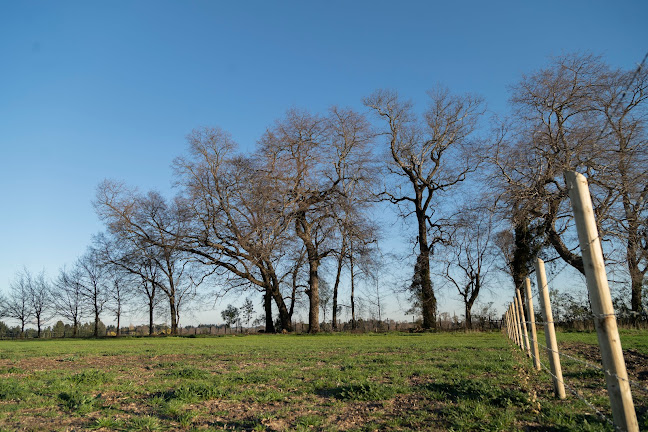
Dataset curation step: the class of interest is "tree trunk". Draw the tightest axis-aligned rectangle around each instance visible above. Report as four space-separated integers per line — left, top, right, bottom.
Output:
624 194 645 313
116 311 121 337
628 246 644 314
307 259 320 333
417 212 437 329
169 296 178 335
295 213 321 334
350 252 356 330
268 272 292 331
94 308 100 337
264 288 275 333
149 298 155 336
511 219 532 293
332 249 344 331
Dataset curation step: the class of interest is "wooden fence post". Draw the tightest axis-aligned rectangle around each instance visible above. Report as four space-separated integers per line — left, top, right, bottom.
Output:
516 289 532 358
511 298 522 348
565 171 638 431
535 258 566 399
505 305 510 340
525 278 541 371
507 305 513 341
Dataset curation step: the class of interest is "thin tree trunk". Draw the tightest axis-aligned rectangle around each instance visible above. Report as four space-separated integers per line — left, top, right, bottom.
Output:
149 298 155 336
116 311 121 337
264 288 275 333
307 259 320 333
169 296 178 335
350 251 356 330
94 307 100 337
268 271 292 331
332 248 344 331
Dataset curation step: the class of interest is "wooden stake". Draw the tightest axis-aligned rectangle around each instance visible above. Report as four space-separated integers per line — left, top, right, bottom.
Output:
516 289 532 357
507 306 513 341
565 171 638 431
535 258 566 399
525 278 541 371
512 296 523 349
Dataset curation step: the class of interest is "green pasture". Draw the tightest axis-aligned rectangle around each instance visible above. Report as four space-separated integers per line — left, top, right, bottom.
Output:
0 331 646 431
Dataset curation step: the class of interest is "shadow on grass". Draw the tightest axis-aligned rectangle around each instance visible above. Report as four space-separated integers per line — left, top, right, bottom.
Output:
317 382 396 401
420 379 529 408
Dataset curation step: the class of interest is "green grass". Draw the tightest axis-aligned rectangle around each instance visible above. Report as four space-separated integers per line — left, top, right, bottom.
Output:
0 331 645 431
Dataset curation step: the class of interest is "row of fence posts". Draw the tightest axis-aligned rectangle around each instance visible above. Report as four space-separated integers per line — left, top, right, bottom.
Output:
504 171 639 432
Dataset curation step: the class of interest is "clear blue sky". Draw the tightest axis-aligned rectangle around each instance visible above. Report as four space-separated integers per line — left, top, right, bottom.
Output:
1 1 646 323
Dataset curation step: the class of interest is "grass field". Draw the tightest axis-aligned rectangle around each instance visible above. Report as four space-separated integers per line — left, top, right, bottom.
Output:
0 331 646 431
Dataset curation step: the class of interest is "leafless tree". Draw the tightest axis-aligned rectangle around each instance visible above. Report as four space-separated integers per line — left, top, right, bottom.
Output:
173 128 294 332
29 270 52 338
258 107 374 333
76 249 110 337
4 270 33 336
439 208 497 329
52 266 85 337
593 64 648 313
364 87 486 329
105 271 132 337
493 53 648 312
95 184 199 335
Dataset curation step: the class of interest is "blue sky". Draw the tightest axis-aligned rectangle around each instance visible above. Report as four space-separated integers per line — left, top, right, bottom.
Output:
1 1 646 324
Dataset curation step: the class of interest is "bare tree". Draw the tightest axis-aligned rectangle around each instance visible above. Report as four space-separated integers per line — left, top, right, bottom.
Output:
105 271 132 337
52 266 85 337
594 65 648 313
95 229 164 336
4 270 34 336
439 208 497 329
364 88 486 329
95 185 199 335
29 270 52 338
173 128 294 332
259 107 374 333
77 249 109 337
241 297 255 328
493 53 648 313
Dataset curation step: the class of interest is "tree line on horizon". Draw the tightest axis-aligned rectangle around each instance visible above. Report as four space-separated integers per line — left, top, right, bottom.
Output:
1 53 647 337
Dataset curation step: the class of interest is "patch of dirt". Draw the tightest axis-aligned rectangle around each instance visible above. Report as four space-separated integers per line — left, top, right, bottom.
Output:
561 342 648 383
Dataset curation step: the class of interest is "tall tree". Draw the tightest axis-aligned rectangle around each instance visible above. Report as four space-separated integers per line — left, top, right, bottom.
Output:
594 64 648 313
173 128 294 332
364 88 485 329
52 266 85 337
29 270 52 338
439 208 497 329
259 107 374 333
494 53 648 312
3 270 34 337
95 184 199 335
77 249 109 337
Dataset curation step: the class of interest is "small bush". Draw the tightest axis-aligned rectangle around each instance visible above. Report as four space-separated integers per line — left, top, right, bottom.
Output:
164 382 223 402
58 391 95 413
0 379 27 400
164 366 208 379
332 382 395 401
69 369 111 385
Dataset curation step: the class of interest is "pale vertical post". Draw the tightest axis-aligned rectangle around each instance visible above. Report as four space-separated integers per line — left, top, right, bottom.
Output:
507 306 513 340
525 278 541 371
565 171 638 432
507 306 512 340
516 289 532 357
535 258 566 399
512 296 523 349
510 302 518 345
